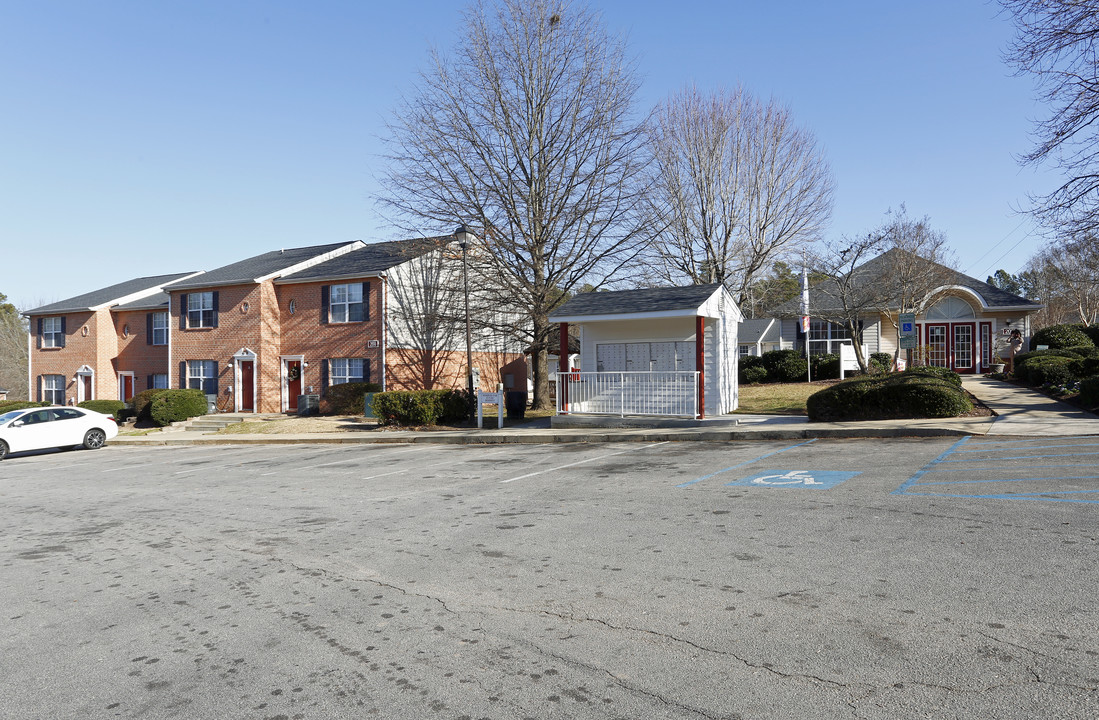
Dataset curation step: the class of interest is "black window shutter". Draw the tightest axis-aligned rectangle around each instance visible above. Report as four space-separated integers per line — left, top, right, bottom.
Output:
362 282 370 321
795 320 805 339
37 376 42 402
146 313 153 345
321 359 329 395
179 294 188 330
362 358 370 383
211 292 219 328
146 375 153 389
59 318 66 348
179 361 187 389
320 286 330 325
209 361 219 396
36 318 42 349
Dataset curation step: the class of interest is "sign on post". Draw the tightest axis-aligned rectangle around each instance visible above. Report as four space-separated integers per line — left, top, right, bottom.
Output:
477 383 504 429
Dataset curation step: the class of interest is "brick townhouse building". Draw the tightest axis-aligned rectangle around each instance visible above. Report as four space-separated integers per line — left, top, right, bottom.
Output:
25 237 527 413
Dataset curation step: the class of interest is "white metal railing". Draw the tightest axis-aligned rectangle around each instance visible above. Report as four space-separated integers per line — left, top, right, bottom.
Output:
555 371 700 418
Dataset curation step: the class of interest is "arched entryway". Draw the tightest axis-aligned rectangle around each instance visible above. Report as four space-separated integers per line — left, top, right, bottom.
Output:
919 296 991 374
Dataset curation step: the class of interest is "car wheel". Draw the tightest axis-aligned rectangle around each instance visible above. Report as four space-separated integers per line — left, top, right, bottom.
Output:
83 429 107 450
0 440 7 460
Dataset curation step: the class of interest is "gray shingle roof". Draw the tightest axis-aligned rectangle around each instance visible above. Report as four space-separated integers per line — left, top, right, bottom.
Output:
170 242 355 290
277 238 444 283
550 283 724 319
738 318 780 344
24 272 198 315
768 249 1042 316
113 292 172 311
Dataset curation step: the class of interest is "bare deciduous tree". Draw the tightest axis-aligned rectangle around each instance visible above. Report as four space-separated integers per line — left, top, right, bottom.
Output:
645 84 835 312
809 209 955 372
378 0 652 410
1024 238 1099 325
1001 0 1099 235
0 292 28 400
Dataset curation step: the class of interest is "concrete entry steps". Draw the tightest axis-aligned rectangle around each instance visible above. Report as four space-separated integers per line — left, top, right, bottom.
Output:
184 413 283 433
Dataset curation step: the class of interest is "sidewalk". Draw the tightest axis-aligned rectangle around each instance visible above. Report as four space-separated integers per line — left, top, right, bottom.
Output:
111 376 1099 447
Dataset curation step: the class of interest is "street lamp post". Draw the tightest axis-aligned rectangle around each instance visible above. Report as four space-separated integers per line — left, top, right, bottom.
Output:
454 225 476 423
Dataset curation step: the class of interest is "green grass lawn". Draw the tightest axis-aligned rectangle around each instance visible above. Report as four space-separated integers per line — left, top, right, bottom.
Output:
735 381 836 415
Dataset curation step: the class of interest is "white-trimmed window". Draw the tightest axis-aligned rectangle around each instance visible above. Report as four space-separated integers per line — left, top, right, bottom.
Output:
42 317 64 348
187 292 215 328
187 360 217 395
739 345 752 357
808 320 852 356
42 375 65 404
330 358 364 385
151 312 168 345
330 284 364 323
151 373 169 389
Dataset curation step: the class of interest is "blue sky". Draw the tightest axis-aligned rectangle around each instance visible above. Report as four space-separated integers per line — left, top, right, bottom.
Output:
0 0 1057 309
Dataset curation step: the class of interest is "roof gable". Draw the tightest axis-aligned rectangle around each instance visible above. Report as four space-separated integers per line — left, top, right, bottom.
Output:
170 241 360 290
277 237 445 283
768 249 1042 316
550 283 730 320
24 272 200 315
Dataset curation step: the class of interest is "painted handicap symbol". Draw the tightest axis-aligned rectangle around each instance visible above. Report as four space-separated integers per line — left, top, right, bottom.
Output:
728 469 861 489
750 470 823 486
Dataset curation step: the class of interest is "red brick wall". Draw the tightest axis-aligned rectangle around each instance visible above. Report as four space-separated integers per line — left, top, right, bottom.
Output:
27 310 100 403
386 347 527 393
277 279 385 397
113 309 172 395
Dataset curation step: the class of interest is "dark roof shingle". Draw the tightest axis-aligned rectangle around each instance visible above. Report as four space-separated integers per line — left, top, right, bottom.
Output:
278 238 444 282
550 283 724 318
170 242 355 290
24 272 198 315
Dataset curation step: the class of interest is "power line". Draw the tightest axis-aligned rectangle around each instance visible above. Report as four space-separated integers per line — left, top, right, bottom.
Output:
979 227 1038 279
963 217 1027 276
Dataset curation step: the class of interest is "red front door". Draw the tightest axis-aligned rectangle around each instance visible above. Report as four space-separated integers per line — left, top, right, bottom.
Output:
240 361 254 412
120 375 134 402
82 375 92 402
287 361 301 411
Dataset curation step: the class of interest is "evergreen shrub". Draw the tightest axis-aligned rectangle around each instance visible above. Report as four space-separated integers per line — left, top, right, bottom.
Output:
371 389 469 426
1078 375 1099 409
806 369 972 421
149 389 208 427
78 399 126 420
325 382 383 415
1030 324 1094 351
761 349 807 383
0 401 49 413
132 389 169 422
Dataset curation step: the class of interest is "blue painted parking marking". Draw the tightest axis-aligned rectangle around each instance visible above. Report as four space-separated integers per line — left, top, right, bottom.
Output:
729 469 860 489
895 435 1099 504
677 439 817 488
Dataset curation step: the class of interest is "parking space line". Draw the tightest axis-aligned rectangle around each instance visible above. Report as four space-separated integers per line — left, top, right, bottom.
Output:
915 475 1099 487
677 438 818 488
954 441 1099 453
941 450 1099 463
959 436 1099 446
500 442 668 484
258 446 425 476
892 436 971 495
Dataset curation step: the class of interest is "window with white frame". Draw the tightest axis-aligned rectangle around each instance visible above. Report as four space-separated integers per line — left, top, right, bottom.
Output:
43 374 65 404
151 373 169 389
330 284 364 323
187 360 217 395
739 345 752 357
42 317 64 347
187 292 215 328
807 320 852 356
330 358 364 385
152 312 168 345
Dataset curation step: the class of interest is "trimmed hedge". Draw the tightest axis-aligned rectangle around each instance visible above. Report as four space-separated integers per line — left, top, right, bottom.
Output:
1079 375 1099 409
806 369 972 421
1084 325 1099 348
78 399 126 420
325 381 383 415
740 365 768 384
811 353 840 380
371 389 469 426
906 365 962 386
870 352 892 374
0 400 49 413
132 388 169 422
149 389 208 427
761 349 807 383
1019 355 1080 386
1030 323 1095 351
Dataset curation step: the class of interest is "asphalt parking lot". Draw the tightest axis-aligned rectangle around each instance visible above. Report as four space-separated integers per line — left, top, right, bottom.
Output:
1 438 1097 719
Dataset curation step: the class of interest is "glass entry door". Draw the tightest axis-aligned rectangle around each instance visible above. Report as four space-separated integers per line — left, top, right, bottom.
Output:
926 325 948 367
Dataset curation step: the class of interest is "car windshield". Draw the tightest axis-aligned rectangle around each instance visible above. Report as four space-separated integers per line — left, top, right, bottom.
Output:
0 410 27 424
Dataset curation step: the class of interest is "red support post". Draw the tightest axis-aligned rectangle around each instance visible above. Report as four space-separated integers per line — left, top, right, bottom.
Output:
559 322 569 413
696 316 705 419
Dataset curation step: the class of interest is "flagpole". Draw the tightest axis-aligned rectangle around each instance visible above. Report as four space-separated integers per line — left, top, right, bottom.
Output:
801 267 811 383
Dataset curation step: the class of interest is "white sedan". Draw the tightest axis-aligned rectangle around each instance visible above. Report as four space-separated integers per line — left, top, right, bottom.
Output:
0 406 118 460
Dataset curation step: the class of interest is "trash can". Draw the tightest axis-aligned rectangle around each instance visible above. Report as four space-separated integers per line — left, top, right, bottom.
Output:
504 390 527 419
363 392 376 418
297 394 319 416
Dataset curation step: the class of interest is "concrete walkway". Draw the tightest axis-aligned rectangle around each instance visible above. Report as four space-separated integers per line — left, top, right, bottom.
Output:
110 376 1099 447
